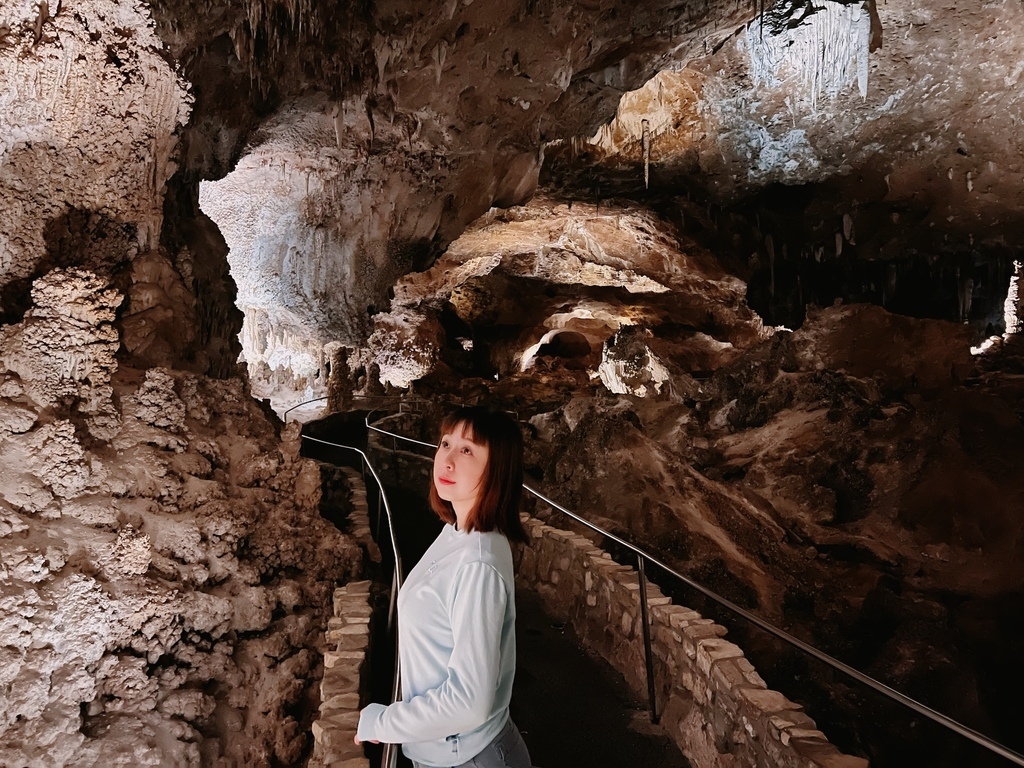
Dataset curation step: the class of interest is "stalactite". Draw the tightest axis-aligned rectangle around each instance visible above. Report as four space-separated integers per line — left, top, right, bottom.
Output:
843 213 854 243
641 118 651 189
433 41 447 86
747 1 874 109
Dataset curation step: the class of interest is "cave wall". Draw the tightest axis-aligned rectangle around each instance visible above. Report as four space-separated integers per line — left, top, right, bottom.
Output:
0 3 362 764
4 0 1024 765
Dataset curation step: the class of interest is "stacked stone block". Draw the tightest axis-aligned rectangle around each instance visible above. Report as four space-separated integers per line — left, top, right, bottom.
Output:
517 516 868 768
339 466 382 563
310 580 373 768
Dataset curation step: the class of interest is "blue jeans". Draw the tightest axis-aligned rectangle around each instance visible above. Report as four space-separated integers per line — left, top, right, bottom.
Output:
413 719 534 768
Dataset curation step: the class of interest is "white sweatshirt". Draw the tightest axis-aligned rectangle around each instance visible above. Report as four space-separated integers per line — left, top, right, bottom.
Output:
356 524 517 767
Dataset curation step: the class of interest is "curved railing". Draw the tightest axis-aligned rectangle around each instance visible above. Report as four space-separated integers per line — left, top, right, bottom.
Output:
363 411 1024 768
299 432 406 768
284 393 428 423
282 396 328 421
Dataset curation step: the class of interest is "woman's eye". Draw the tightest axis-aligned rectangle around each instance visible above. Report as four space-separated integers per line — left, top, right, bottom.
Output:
462 447 472 455
440 440 449 448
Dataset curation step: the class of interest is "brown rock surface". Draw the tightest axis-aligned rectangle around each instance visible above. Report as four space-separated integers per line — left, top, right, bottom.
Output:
0 271 361 767
368 197 769 388
515 305 1024 766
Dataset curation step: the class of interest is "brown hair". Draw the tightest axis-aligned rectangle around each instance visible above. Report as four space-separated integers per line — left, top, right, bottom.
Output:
429 406 528 543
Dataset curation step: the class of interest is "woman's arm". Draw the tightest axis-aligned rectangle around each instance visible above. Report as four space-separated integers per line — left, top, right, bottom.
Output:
356 561 507 745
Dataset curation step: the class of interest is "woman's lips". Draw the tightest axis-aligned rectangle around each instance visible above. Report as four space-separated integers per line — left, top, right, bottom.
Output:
437 477 456 486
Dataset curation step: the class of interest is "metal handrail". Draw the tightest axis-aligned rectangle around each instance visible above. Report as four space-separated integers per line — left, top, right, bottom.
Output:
283 396 328 421
300 434 405 768
283 393 429 423
365 416 1024 767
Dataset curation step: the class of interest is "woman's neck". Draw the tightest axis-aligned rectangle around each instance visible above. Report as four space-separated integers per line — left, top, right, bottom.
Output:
453 502 473 532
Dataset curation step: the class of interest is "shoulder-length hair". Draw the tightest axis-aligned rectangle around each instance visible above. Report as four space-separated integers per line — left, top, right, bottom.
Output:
428 405 528 543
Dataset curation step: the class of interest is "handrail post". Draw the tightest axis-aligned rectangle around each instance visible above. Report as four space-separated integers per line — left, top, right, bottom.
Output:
376 494 383 545
637 555 659 724
391 435 400 486
383 566 402 768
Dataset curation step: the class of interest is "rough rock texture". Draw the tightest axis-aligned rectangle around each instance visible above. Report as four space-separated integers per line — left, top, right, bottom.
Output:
198 92 447 399
544 0 1024 330
367 197 770 389
1 0 243 378
5 0 1024 766
0 268 122 438
179 0 762 405
0 0 191 309
0 271 361 767
517 304 1022 767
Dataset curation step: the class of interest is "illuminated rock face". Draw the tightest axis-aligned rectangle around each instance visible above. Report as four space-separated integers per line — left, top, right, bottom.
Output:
199 94 449 400
366 198 768 388
0 269 122 438
179 0 762 405
0 0 191 302
0 270 361 766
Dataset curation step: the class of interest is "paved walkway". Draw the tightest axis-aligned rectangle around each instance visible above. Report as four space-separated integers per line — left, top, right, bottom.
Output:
511 590 690 768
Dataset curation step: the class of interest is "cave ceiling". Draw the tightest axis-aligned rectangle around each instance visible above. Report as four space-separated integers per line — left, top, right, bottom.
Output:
3 0 1024 398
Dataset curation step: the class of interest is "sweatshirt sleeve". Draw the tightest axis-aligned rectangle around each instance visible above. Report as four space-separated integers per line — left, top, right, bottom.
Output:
356 561 507 745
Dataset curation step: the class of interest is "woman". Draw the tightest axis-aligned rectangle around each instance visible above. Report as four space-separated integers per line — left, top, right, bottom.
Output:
356 406 534 768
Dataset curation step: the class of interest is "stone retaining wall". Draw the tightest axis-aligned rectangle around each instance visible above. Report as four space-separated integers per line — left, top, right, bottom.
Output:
310 465 377 768
337 466 382 563
518 517 868 768
310 580 373 768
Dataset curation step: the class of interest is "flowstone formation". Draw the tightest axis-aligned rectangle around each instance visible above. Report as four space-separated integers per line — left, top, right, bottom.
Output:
0 270 361 767
199 92 449 405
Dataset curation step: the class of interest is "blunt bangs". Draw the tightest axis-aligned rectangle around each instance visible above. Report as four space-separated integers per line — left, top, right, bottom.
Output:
428 406 528 544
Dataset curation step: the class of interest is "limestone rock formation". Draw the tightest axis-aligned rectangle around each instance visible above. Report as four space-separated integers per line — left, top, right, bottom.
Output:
518 303 1022 765
0 269 361 766
0 268 122 438
0 0 191 303
367 197 769 389
4 0 1024 765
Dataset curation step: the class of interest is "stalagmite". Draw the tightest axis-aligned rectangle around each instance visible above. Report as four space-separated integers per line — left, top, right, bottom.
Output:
1004 260 1023 337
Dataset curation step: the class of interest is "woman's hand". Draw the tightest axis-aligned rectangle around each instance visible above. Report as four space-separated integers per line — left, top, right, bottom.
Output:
354 735 379 745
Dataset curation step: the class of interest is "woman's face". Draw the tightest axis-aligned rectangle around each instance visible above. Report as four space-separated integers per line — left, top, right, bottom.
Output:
433 422 490 515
